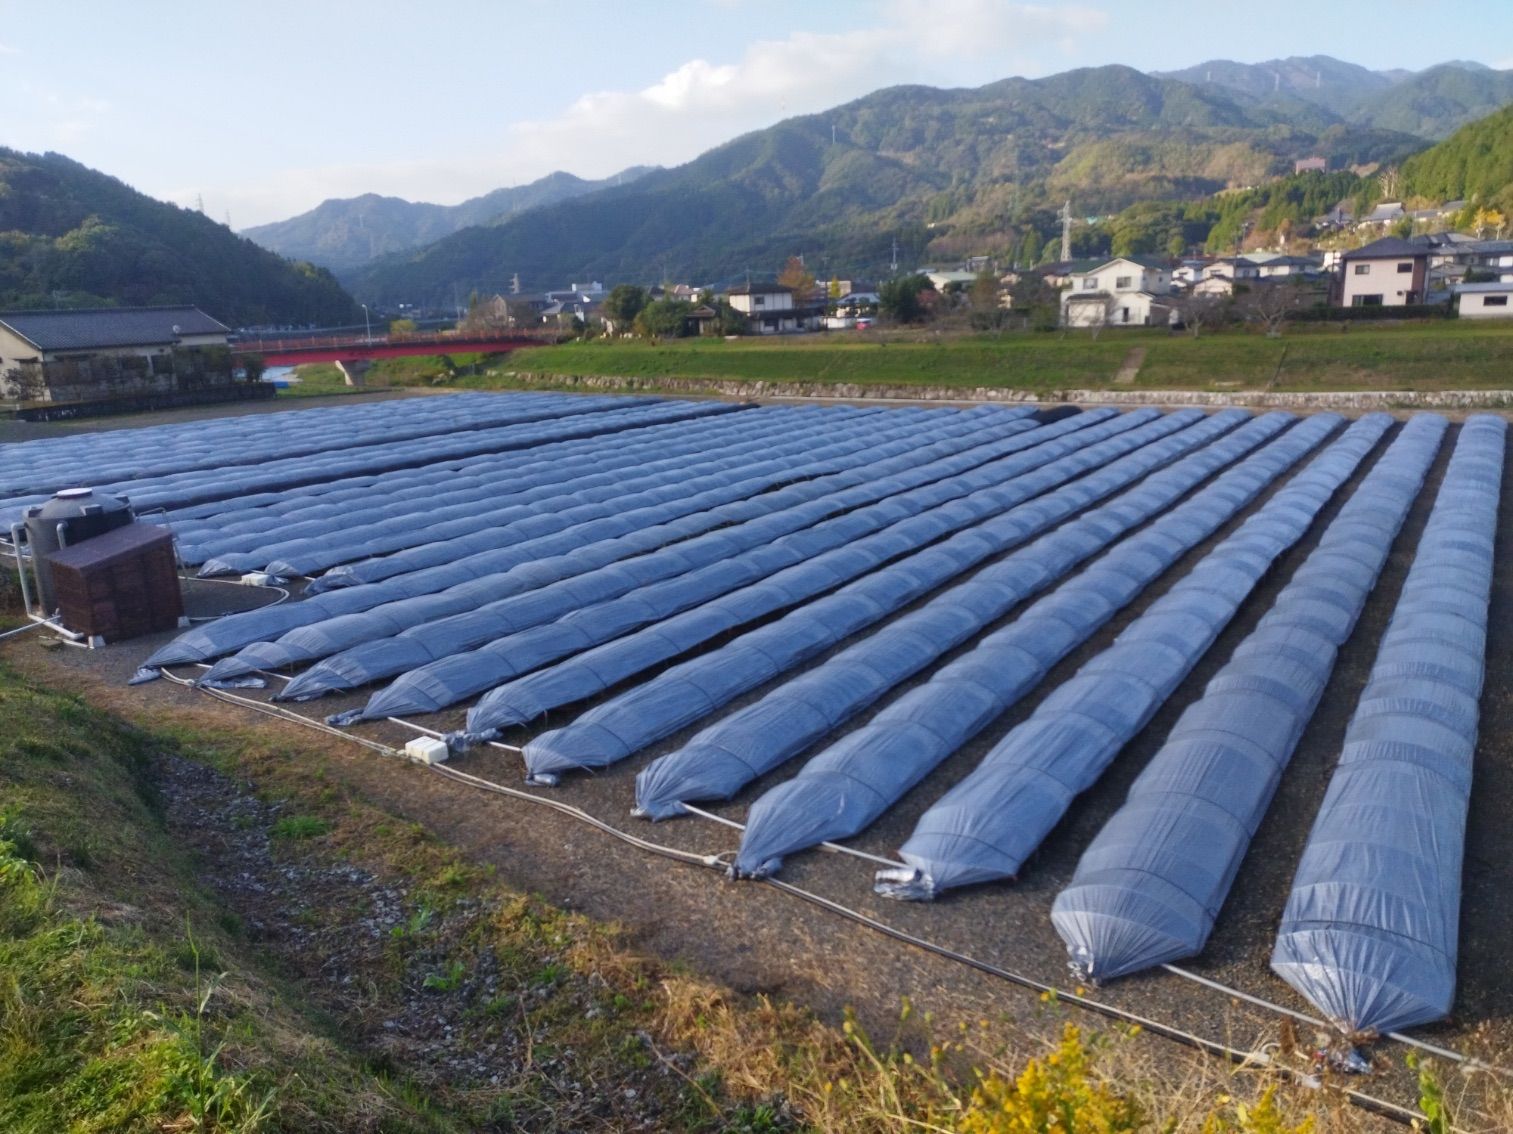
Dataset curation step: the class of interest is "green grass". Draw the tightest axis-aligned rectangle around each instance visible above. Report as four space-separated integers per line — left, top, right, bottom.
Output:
269 815 330 840
278 353 503 398
474 321 1513 395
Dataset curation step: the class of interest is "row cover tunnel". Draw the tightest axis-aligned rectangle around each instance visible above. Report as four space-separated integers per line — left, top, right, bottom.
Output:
30 391 1501 1041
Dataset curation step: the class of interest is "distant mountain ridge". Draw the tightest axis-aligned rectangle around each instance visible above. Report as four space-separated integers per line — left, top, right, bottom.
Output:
349 61 1441 305
0 148 357 326
242 167 655 275
1156 56 1513 136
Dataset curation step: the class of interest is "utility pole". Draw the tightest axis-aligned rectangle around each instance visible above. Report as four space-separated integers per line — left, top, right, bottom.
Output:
1059 200 1073 262
890 236 899 273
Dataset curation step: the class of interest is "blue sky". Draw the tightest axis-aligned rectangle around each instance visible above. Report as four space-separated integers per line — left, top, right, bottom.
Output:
4 1 1511 227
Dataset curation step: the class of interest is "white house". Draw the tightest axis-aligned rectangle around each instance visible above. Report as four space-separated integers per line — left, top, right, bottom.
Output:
1338 237 1430 307
726 283 822 334
1455 281 1513 319
1060 257 1174 328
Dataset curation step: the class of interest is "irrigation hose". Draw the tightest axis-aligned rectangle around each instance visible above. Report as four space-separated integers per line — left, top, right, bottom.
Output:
150 672 1508 1124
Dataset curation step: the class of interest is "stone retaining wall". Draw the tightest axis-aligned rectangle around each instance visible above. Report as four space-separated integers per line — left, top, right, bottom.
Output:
501 371 1513 412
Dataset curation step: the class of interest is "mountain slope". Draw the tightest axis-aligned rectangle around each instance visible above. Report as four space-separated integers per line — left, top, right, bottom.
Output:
349 64 1424 305
1349 63 1513 139
1401 102 1513 210
0 148 357 326
243 167 654 274
1155 55 1393 116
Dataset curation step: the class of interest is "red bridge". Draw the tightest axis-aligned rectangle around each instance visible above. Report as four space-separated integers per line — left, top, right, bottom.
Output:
232 332 550 367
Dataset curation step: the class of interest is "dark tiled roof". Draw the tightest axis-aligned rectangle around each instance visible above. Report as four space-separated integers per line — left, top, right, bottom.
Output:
0 306 229 351
727 283 793 296
1341 237 1426 261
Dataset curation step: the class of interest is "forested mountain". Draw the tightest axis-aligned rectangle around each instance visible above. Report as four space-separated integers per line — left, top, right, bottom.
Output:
1353 64 1513 139
0 149 357 326
1154 55 1397 117
349 64 1427 305
1401 102 1513 212
243 166 655 274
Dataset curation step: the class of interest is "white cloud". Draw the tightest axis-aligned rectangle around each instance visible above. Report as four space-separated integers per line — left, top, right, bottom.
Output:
213 3 1104 225
0 42 18 56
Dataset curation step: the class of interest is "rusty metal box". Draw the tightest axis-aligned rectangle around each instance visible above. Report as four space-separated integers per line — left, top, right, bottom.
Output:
46 523 183 642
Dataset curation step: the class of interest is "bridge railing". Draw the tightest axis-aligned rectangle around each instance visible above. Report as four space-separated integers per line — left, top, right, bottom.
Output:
231 331 553 354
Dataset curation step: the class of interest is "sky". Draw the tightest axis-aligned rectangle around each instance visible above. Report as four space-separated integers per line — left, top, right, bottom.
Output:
4 1 1513 229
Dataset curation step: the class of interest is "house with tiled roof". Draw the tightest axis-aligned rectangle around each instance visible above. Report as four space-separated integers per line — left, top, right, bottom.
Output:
1060 257 1175 328
1337 237 1430 307
0 306 232 403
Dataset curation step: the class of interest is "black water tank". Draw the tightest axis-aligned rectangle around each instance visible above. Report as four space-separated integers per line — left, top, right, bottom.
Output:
23 487 134 613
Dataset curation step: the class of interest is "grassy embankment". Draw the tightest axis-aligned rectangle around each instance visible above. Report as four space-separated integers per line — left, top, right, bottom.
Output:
279 354 496 397
450 320 1513 397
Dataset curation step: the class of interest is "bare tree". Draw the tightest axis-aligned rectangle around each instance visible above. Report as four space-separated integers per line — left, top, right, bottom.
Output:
1238 279 1310 336
1169 290 1231 339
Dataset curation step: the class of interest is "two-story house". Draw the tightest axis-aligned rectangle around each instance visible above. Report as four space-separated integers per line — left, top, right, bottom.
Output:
725 283 822 334
1060 257 1174 328
1338 237 1430 307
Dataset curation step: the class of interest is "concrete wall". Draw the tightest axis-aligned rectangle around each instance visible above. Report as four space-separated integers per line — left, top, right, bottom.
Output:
499 370 1513 411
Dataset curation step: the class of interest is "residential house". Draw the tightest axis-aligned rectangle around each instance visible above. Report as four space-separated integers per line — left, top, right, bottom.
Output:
1037 260 1107 289
1251 254 1325 279
924 269 980 292
1358 201 1406 230
1454 281 1513 319
0 306 233 404
1171 259 1213 287
1337 237 1431 307
1060 257 1175 328
725 283 823 334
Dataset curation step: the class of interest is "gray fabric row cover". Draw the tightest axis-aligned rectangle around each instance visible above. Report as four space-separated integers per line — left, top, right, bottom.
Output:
530 409 1266 785
1271 414 1506 1036
2 395 690 525
169 403 898 562
292 411 1113 710
0 391 623 499
862 412 1393 897
146 405 1050 668
190 404 911 575
203 406 1046 684
311 406 1032 592
1051 413 1448 983
371 408 1183 728
161 403 903 535
633 410 1304 822
726 411 1354 879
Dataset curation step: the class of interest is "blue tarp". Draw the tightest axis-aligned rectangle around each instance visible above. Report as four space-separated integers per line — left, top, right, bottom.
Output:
1052 414 1448 982
1271 415 1505 1035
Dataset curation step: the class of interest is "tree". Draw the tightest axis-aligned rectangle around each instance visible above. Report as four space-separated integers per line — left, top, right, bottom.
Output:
633 298 695 338
878 274 933 324
969 271 1006 330
388 317 418 337
601 284 648 333
1237 279 1310 336
1019 229 1042 268
1169 290 1231 339
777 256 816 298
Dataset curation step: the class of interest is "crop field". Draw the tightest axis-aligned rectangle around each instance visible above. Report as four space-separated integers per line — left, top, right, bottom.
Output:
6 389 1513 1125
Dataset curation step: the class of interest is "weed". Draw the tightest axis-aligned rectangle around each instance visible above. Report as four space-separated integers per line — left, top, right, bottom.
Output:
1407 1052 1452 1134
269 814 330 840
422 959 467 993
389 902 435 942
